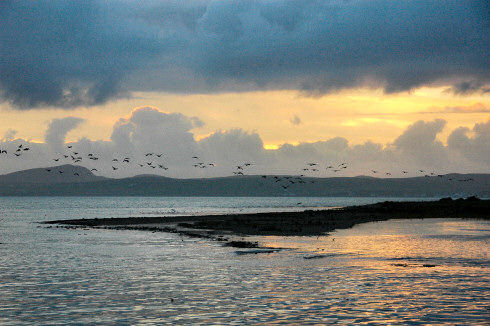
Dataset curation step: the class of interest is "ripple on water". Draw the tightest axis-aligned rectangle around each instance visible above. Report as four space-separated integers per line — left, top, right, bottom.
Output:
0 198 488 324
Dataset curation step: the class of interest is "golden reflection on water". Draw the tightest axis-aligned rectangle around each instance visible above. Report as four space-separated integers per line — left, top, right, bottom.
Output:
246 218 489 324
1 214 489 325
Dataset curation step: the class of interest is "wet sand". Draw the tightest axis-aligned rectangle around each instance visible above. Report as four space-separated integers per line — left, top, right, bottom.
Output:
45 197 489 248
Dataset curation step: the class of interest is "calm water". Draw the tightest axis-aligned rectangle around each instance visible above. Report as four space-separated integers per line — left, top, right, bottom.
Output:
0 197 488 325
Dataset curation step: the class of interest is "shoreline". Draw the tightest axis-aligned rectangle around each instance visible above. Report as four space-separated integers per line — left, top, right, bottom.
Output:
45 197 490 248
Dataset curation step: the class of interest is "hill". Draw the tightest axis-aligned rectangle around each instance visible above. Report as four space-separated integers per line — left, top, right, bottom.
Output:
0 165 106 184
0 165 488 197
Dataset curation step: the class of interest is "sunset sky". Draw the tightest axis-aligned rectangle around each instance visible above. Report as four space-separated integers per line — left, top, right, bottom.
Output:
0 1 488 178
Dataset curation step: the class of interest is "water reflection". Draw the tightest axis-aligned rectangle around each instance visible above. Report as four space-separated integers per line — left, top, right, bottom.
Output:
0 198 488 325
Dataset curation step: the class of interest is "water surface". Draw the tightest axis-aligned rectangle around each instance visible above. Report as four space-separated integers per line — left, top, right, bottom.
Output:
0 197 488 325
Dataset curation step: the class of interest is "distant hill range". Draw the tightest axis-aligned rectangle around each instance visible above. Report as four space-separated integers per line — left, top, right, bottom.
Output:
0 164 488 197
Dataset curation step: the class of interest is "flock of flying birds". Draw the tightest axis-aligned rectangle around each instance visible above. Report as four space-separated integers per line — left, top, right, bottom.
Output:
0 142 476 187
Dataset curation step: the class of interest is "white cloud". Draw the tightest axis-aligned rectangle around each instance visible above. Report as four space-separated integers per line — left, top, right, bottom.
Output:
447 119 490 165
392 119 448 167
2 129 17 142
0 111 489 177
45 117 85 152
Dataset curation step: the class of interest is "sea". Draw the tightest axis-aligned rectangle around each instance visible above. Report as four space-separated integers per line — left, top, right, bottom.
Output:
0 197 489 325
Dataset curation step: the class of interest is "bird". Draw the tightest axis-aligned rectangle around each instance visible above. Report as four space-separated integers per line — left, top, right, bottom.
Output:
112 166 118 170
91 168 98 172
74 173 80 176
0 150 6 154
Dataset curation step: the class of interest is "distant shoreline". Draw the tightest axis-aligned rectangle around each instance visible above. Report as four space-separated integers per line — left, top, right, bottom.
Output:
2 165 488 197
46 198 490 248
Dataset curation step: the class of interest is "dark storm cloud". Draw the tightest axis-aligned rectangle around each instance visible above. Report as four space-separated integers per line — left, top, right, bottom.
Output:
1 1 488 109
444 81 490 95
0 1 162 109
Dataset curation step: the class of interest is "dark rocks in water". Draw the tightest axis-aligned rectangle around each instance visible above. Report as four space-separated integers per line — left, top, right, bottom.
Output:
178 222 195 229
224 240 259 248
235 249 280 255
392 263 410 267
392 263 437 268
303 254 327 260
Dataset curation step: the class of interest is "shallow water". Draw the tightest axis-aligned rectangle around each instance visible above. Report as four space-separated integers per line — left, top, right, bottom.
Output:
0 197 488 325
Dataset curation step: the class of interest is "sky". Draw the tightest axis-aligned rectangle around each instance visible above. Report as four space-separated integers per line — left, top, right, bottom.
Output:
0 0 489 178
